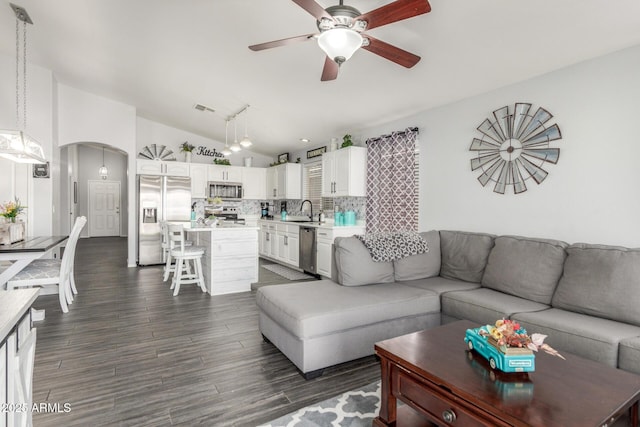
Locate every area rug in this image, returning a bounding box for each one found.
[261,263,315,281]
[259,381,381,427]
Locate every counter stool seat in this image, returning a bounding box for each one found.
[167,223,207,296]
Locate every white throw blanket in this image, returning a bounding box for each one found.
[355,231,429,262]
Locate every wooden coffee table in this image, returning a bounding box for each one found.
[374,320,640,427]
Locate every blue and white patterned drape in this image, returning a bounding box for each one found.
[365,127,419,233]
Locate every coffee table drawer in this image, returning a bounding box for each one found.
[396,369,497,427]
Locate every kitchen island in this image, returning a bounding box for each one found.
[182,222,259,296]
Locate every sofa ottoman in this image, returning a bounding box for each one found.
[256,279,441,377]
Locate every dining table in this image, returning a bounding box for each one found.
[0,235,69,289]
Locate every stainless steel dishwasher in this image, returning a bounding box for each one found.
[299,226,317,275]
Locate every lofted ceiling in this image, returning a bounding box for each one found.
[1,0,640,157]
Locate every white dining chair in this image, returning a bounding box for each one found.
[162,221,193,282]
[7,216,87,313]
[167,223,206,296]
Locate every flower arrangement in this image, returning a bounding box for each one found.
[480,319,565,359]
[180,141,195,152]
[0,198,26,223]
[213,158,231,165]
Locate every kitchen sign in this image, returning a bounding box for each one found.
[307,146,326,159]
[195,146,225,158]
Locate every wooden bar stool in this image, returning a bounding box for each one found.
[161,221,193,282]
[167,223,207,296]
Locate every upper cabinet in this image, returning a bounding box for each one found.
[208,165,243,183]
[137,159,190,177]
[242,167,267,200]
[322,146,367,197]
[266,163,302,200]
[189,164,208,198]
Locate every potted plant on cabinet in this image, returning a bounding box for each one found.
[180,141,195,162]
[341,134,353,148]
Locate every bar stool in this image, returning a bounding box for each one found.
[161,221,193,282]
[167,223,207,296]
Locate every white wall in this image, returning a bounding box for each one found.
[57,84,137,265]
[357,45,640,247]
[136,117,272,167]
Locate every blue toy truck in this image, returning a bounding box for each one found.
[464,326,536,373]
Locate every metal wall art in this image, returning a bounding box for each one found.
[469,103,562,195]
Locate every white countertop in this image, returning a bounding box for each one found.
[181,221,259,232]
[0,289,39,341]
[258,219,365,230]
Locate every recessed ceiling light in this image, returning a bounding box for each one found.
[300,138,310,143]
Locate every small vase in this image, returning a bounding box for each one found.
[10,217,15,223]
[184,152,192,163]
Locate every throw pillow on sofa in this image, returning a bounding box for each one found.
[334,236,395,286]
[394,230,441,281]
[551,243,640,326]
[481,236,567,304]
[440,231,495,283]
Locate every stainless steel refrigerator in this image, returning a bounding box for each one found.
[137,175,191,265]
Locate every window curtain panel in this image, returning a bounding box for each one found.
[365,127,419,233]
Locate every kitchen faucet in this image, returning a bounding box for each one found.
[301,199,313,221]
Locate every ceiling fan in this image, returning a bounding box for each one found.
[248,0,431,81]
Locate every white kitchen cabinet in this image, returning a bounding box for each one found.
[266,163,302,199]
[316,225,365,277]
[259,222,278,258]
[208,165,243,183]
[189,163,208,198]
[242,167,267,200]
[137,159,190,176]
[277,224,299,267]
[321,146,367,197]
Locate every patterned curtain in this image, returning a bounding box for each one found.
[365,127,419,233]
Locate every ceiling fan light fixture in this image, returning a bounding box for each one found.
[317,28,362,64]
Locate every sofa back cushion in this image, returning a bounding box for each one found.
[334,236,395,286]
[552,243,640,326]
[481,236,567,304]
[440,231,495,283]
[393,230,441,281]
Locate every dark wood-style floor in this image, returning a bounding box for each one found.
[31,237,380,426]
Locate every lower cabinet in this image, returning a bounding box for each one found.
[259,222,300,269]
[2,310,37,427]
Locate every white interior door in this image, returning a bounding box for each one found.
[88,180,121,237]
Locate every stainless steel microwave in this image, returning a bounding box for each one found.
[208,182,243,200]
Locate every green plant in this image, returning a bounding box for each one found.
[180,141,195,152]
[213,158,231,165]
[341,134,353,148]
[0,198,26,222]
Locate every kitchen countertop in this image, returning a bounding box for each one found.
[181,221,259,231]
[0,289,39,341]
[258,218,365,230]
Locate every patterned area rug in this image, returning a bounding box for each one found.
[261,263,315,281]
[259,381,381,427]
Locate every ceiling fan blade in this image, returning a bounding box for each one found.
[362,35,421,68]
[321,56,339,81]
[356,0,431,31]
[292,0,334,21]
[249,33,317,51]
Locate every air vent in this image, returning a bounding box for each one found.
[194,103,215,113]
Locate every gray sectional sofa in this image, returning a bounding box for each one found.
[256,230,640,378]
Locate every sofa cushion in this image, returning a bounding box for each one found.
[481,236,567,304]
[440,231,495,283]
[551,243,640,326]
[399,276,480,296]
[393,230,441,281]
[256,280,440,339]
[513,308,640,368]
[619,336,640,375]
[441,288,548,326]
[334,236,395,286]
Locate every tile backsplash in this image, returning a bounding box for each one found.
[192,197,366,221]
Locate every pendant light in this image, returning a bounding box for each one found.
[0,4,46,164]
[240,105,252,148]
[230,119,241,152]
[221,120,232,156]
[99,146,108,179]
